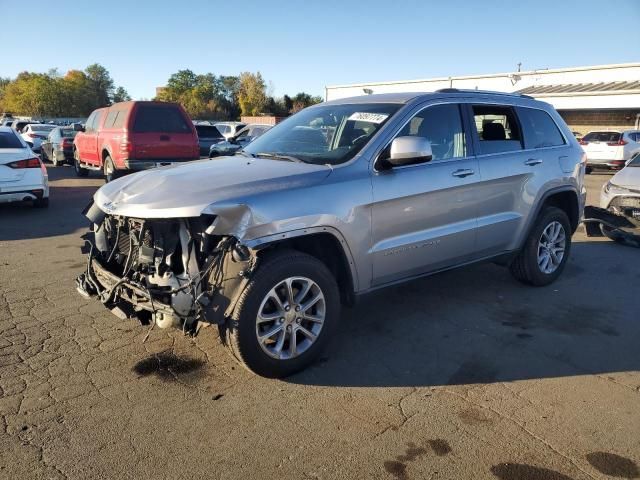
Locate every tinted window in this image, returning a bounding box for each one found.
[582,132,621,143]
[0,131,23,148]
[517,107,565,148]
[472,105,523,154]
[104,111,118,129]
[396,103,467,161]
[132,105,191,133]
[195,125,223,138]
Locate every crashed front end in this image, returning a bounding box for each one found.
[76,203,257,335]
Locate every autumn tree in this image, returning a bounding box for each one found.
[238,72,267,116]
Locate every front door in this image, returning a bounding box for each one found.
[370,103,479,286]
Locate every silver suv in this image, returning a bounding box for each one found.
[76,90,586,377]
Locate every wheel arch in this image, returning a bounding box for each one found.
[247,227,358,306]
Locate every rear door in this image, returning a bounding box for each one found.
[130,104,197,160]
[370,102,480,286]
[468,104,567,256]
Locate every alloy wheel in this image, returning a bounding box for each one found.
[255,277,326,360]
[537,221,566,274]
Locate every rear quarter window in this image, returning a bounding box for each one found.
[517,107,566,149]
[132,104,192,134]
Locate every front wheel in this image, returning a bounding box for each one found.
[227,250,340,378]
[510,207,572,286]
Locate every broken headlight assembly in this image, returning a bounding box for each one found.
[76,208,257,335]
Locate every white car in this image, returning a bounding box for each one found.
[213,121,246,140]
[600,153,640,234]
[0,127,49,207]
[581,130,640,173]
[20,123,56,153]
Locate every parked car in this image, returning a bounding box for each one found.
[580,130,640,173]
[194,124,225,156]
[11,120,34,134]
[599,152,640,239]
[1,120,13,128]
[76,90,585,378]
[73,101,200,182]
[40,127,78,166]
[0,127,49,207]
[20,124,56,153]
[209,124,272,157]
[214,121,246,140]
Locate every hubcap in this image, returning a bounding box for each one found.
[256,277,325,360]
[537,221,566,274]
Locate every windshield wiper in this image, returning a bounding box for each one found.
[254,152,304,163]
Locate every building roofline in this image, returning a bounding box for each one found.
[325,62,640,90]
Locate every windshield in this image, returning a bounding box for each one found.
[628,153,640,167]
[244,103,401,165]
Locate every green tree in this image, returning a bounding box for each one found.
[290,92,323,113]
[238,72,267,116]
[84,63,114,110]
[112,86,131,103]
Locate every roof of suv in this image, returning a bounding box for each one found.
[323,90,538,106]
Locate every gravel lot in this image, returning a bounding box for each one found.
[1,166,639,480]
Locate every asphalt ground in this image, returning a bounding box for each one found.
[1,165,638,479]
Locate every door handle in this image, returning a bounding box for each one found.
[452,168,475,178]
[524,158,543,166]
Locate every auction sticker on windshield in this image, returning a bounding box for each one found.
[348,112,389,123]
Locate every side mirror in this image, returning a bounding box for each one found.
[387,136,433,167]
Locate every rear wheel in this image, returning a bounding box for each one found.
[40,148,48,163]
[585,166,593,174]
[227,250,340,378]
[510,207,571,286]
[103,156,120,183]
[74,149,89,177]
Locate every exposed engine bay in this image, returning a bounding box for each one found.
[76,203,257,335]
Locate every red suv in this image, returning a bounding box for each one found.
[73,101,199,182]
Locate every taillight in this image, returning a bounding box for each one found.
[61,138,72,147]
[27,133,37,139]
[607,139,627,146]
[579,140,588,145]
[119,134,133,157]
[8,157,41,169]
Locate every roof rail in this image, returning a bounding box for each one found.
[435,88,533,99]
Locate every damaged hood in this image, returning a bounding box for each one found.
[610,165,640,189]
[93,156,332,219]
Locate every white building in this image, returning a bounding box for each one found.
[325,63,640,134]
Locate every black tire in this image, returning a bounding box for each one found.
[509,207,572,286]
[34,197,49,208]
[74,149,89,177]
[226,249,340,378]
[40,148,48,163]
[585,166,592,174]
[103,156,119,183]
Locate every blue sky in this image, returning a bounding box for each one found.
[1,0,638,100]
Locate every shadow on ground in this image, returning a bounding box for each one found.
[0,165,100,241]
[288,240,640,388]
